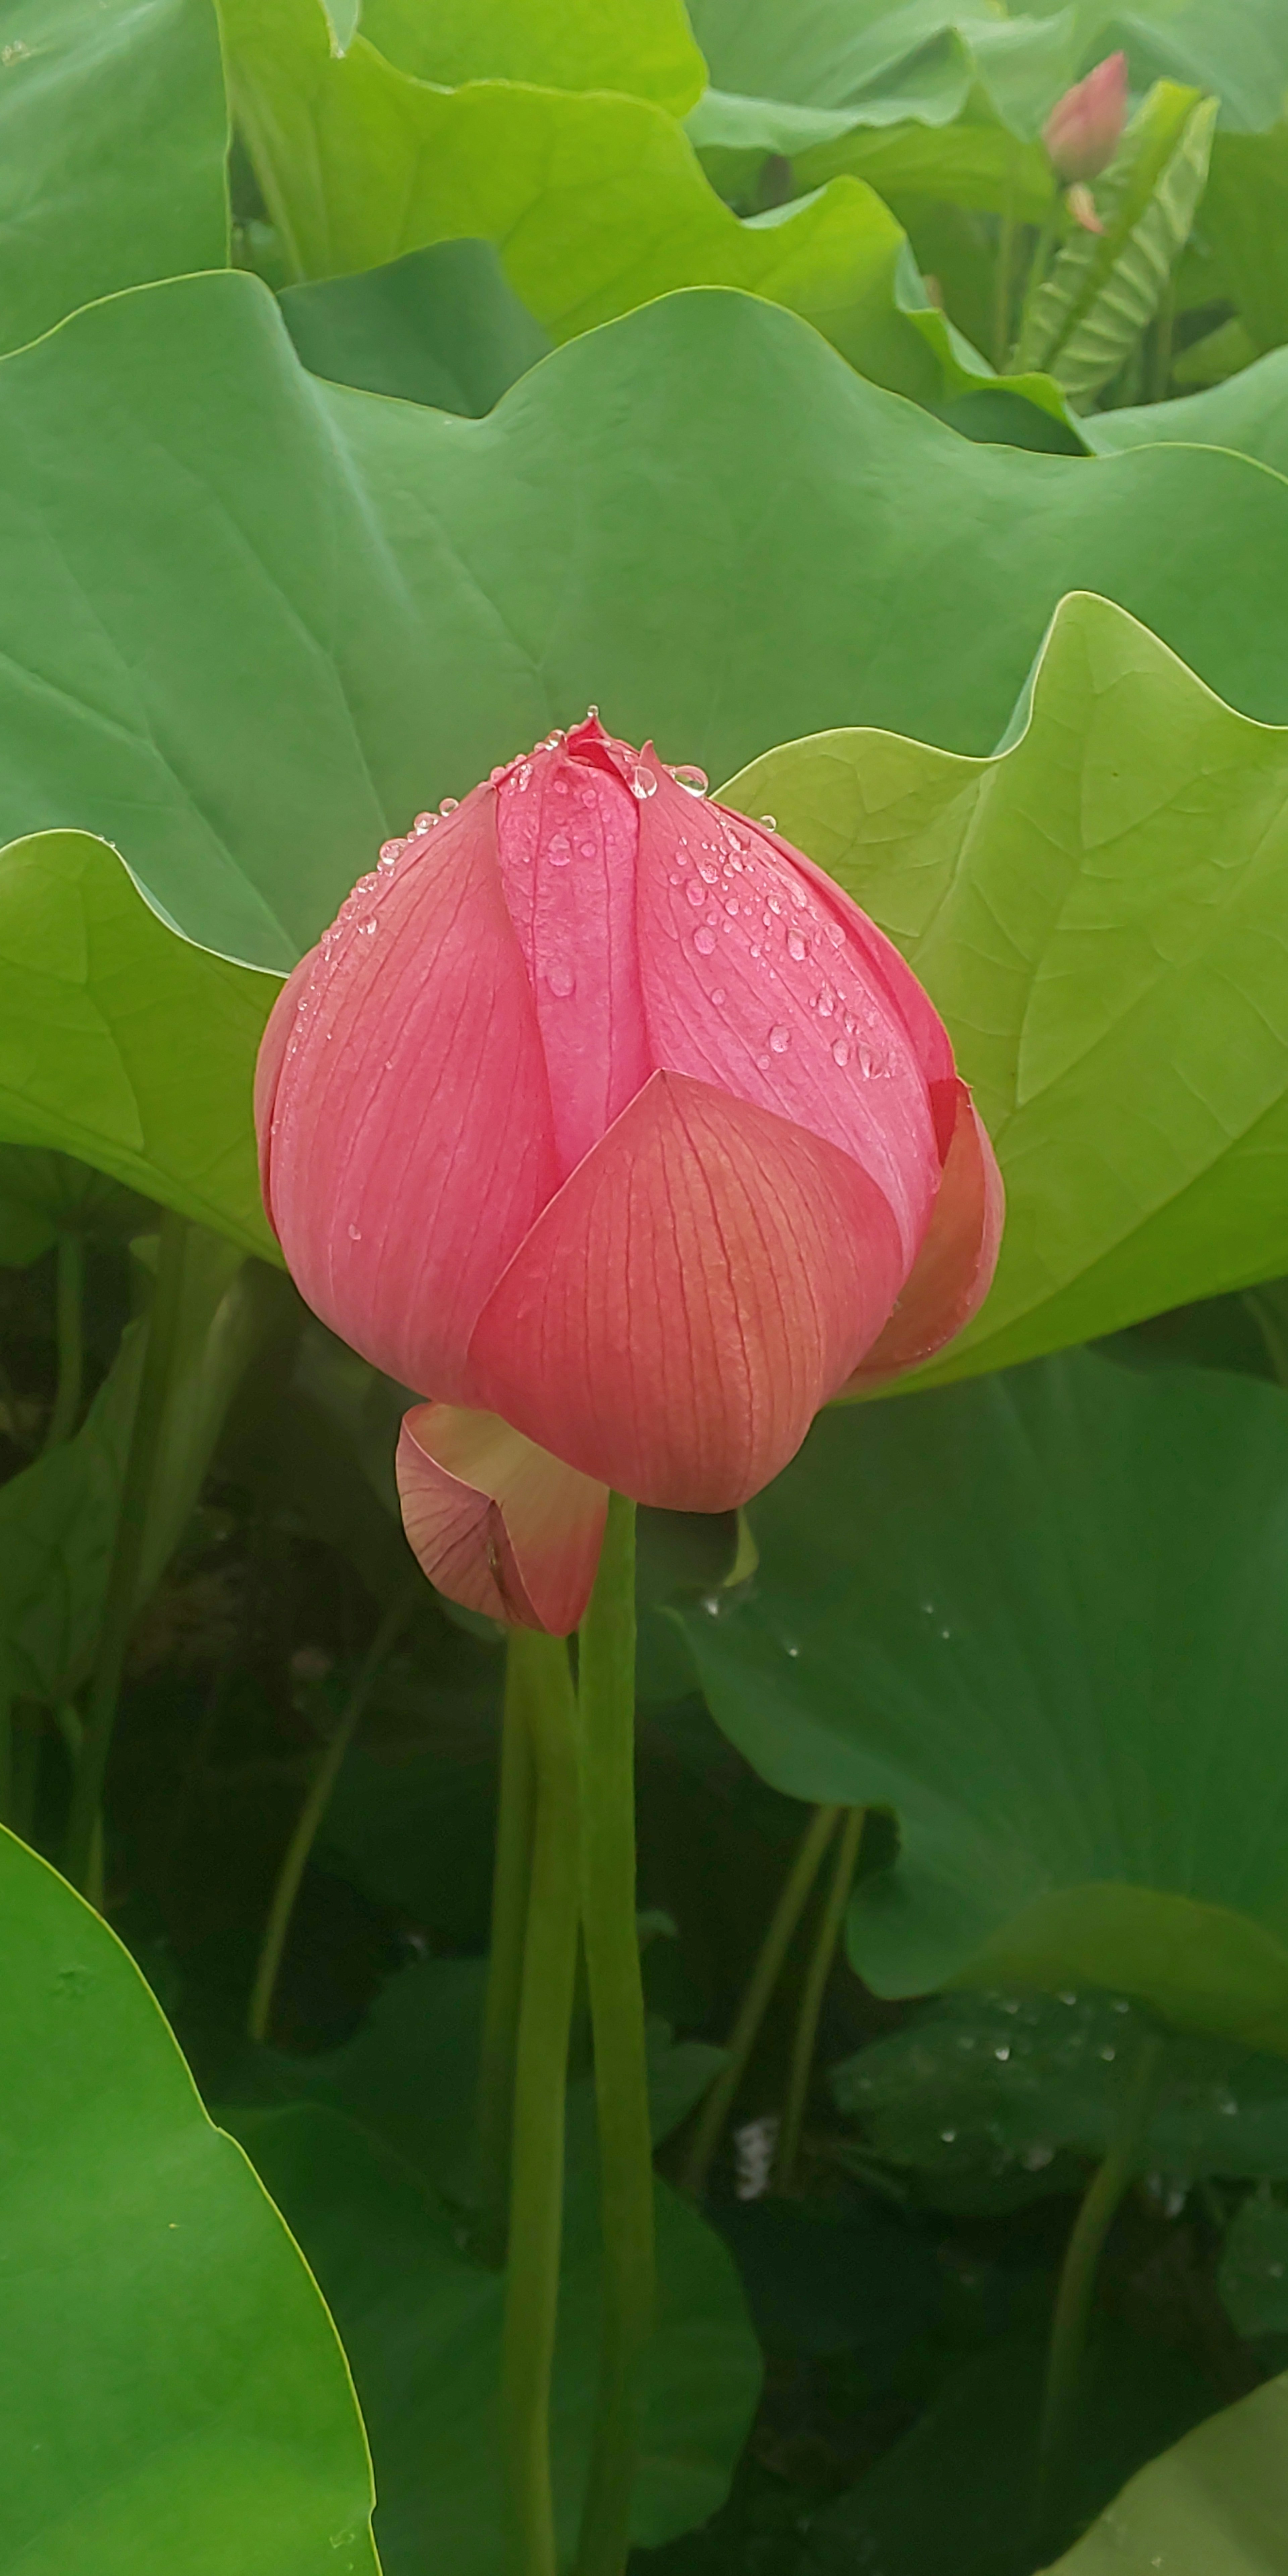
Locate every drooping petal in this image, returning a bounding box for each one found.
[844,1082,1004,1390]
[495,721,650,1180]
[257,791,560,1402]
[632,755,941,1265]
[468,1070,906,1511]
[396,1402,607,1634]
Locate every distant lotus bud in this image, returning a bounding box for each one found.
[1042,51,1127,183]
[256,717,1002,1629]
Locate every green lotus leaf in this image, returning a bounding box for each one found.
[1046,2374,1288,2573]
[723,591,1288,1377]
[0,833,277,1258]
[9,277,1288,981]
[1072,0,1288,135]
[359,0,705,115]
[220,0,1068,419]
[279,240,551,412]
[1082,340,1288,467]
[1200,121,1288,356]
[0,1829,377,2573]
[679,1349,1288,2049]
[0,0,228,359]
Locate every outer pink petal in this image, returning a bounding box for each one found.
[253,960,303,1220]
[468,1069,906,1511]
[494,723,650,1181]
[844,1083,1004,1390]
[632,755,940,1266]
[396,1403,607,1634]
[255,790,560,1402]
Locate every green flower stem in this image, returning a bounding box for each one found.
[1035,2029,1165,2538]
[42,1230,85,1451]
[573,1492,652,2576]
[775,1806,864,2192]
[992,191,1018,370]
[681,1802,841,2199]
[501,1631,582,2576]
[476,1632,540,2260]
[247,1583,416,2045]
[64,1209,190,1896]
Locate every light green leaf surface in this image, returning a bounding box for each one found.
[679,1351,1288,2048]
[723,592,1288,1378]
[10,276,1288,978]
[1083,339,1288,464]
[0,832,277,1255]
[360,0,705,114]
[1015,82,1217,401]
[1045,2374,1288,2573]
[229,2093,759,2571]
[1200,122,1288,355]
[279,239,551,412]
[0,0,228,359]
[221,0,1064,416]
[0,1830,377,2574]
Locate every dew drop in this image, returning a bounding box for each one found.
[710,986,726,1005]
[693,926,716,956]
[756,1052,770,1069]
[787,930,807,962]
[547,962,575,998]
[379,838,405,862]
[832,1037,850,1066]
[439,796,459,814]
[940,2128,958,2145]
[629,765,657,800]
[671,763,708,795]
[994,2044,1011,2062]
[724,898,740,916]
[489,764,507,783]
[552,775,569,794]
[817,990,835,1019]
[413,813,436,835]
[758,814,776,830]
[579,787,597,809]
[548,834,571,866]
[749,944,762,960]
[824,918,845,948]
[686,879,707,909]
[347,1224,362,1242]
[577,838,596,858]
[769,1024,791,1053]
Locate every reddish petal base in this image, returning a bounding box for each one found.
[396,1403,607,1635]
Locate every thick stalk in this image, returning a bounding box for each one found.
[43,1231,85,1451]
[1034,2031,1165,2537]
[573,1493,652,2576]
[501,1633,581,2576]
[64,1210,190,1894]
[247,1585,415,2044]
[476,1632,540,2259]
[775,1807,864,2192]
[681,1802,841,2199]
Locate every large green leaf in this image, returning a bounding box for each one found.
[723,591,1288,1377]
[227,2090,759,2569]
[1015,82,1217,402]
[1082,341,1288,469]
[679,1350,1288,2049]
[359,0,705,113]
[9,277,1288,976]
[221,0,1066,417]
[0,0,228,359]
[0,832,277,1256]
[279,240,551,412]
[1045,2374,1288,2573]
[1218,2192,1288,2339]
[1069,0,1288,134]
[1200,122,1288,355]
[0,1829,377,2572]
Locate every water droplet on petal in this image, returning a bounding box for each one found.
[347,1224,362,1242]
[787,930,807,962]
[547,962,575,998]
[756,1052,770,1069]
[832,1037,850,1067]
[439,796,459,814]
[379,838,405,862]
[724,899,740,917]
[413,813,436,834]
[686,879,707,909]
[710,987,726,1005]
[693,926,716,955]
[769,1025,791,1053]
[548,834,571,865]
[759,813,776,830]
[670,763,708,795]
[629,764,657,799]
[824,919,845,947]
[577,838,596,857]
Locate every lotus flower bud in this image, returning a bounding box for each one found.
[1042,51,1127,183]
[256,717,1002,1630]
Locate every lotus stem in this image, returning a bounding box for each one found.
[501,1631,582,2576]
[573,1491,653,2576]
[65,1209,190,1895]
[476,1631,540,2260]
[775,1806,864,2192]
[681,1801,841,2199]
[1034,2028,1165,2540]
[42,1230,85,1451]
[247,1582,415,2044]
[993,191,1018,370]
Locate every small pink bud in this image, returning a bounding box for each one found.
[256,717,1003,1629]
[1042,51,1127,183]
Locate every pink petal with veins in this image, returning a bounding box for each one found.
[845,1082,1004,1389]
[396,1402,607,1633]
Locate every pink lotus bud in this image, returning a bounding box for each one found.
[1042,51,1127,182]
[256,718,1002,1629]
